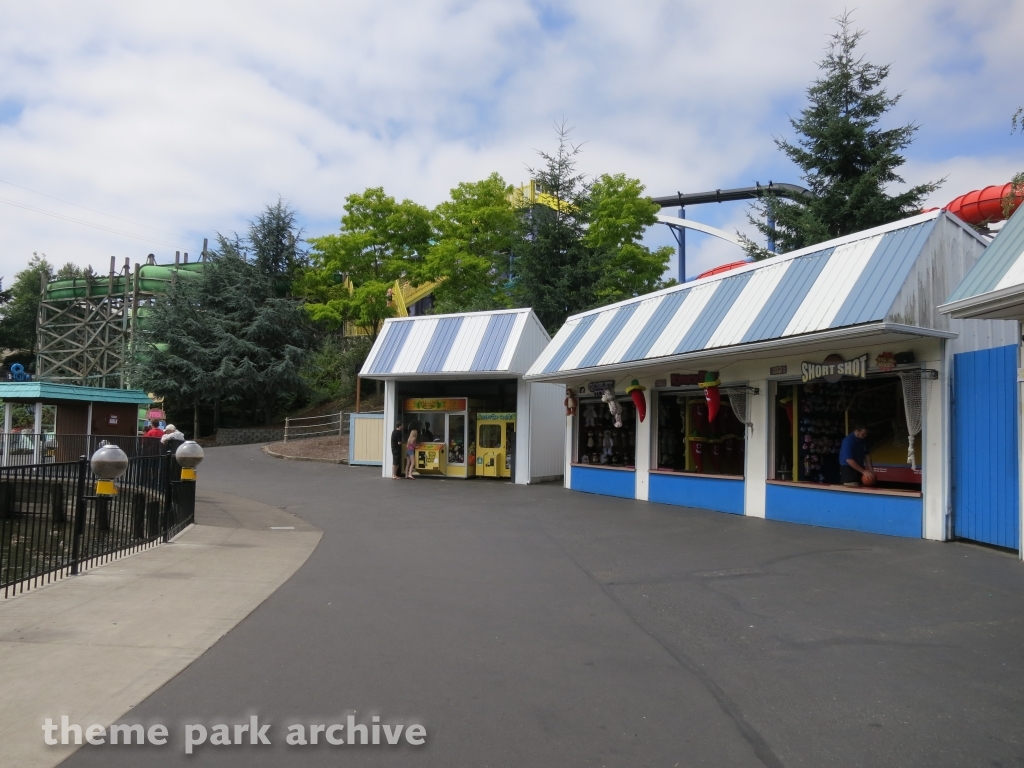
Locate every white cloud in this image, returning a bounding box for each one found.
[0,0,1021,282]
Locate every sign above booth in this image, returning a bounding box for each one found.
[800,354,868,384]
[478,412,516,421]
[404,398,467,412]
[578,380,616,395]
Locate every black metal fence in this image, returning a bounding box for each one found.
[0,451,197,598]
[0,433,166,466]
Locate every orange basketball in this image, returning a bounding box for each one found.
[861,473,876,487]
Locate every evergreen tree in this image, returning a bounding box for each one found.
[132,236,313,430]
[743,13,941,257]
[511,125,596,332]
[248,199,308,289]
[512,125,672,331]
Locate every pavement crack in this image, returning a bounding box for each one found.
[537,527,785,768]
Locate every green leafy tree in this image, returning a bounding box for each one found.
[425,173,519,313]
[742,13,942,257]
[0,254,83,367]
[587,173,674,304]
[299,188,431,337]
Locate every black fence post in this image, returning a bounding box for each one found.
[50,483,66,525]
[162,452,174,543]
[131,492,146,539]
[70,456,87,575]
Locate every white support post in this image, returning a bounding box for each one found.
[33,401,43,463]
[635,389,652,501]
[515,379,531,485]
[284,417,290,443]
[564,411,573,489]
[2,402,10,467]
[86,403,93,437]
[744,380,768,518]
[923,353,948,541]
[382,380,396,478]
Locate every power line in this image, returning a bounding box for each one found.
[0,196,182,248]
[0,177,185,239]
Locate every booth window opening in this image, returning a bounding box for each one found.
[576,397,637,468]
[772,374,921,491]
[654,389,745,477]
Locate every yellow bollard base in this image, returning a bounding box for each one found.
[95,479,118,496]
[180,468,197,481]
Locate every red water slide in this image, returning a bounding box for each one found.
[943,183,1023,225]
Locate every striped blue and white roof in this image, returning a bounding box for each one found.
[941,205,1024,319]
[528,211,973,381]
[360,308,549,378]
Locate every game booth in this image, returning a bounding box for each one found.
[358,308,565,484]
[526,211,1019,541]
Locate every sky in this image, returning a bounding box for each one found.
[1,0,1022,285]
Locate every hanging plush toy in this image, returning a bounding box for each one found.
[625,379,647,422]
[583,403,597,427]
[601,390,623,428]
[564,388,577,417]
[602,430,614,462]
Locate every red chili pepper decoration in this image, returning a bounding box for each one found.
[625,379,647,422]
[701,372,721,423]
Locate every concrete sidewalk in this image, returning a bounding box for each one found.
[0,490,321,768]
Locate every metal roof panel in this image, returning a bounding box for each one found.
[948,206,1024,301]
[831,220,935,327]
[676,273,752,353]
[576,303,639,369]
[417,316,463,373]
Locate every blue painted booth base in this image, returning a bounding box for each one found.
[570,465,636,499]
[766,482,922,538]
[649,472,745,515]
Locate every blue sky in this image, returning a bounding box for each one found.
[0,1,1021,282]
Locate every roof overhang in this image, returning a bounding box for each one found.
[360,370,523,382]
[525,322,954,383]
[939,283,1024,321]
[0,382,152,404]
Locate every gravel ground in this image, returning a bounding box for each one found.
[264,434,349,462]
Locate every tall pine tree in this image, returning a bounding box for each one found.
[743,13,941,257]
[512,124,671,332]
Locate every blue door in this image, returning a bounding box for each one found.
[953,344,1019,549]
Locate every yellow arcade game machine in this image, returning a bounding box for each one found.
[475,412,516,479]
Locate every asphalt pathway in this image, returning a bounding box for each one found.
[61,445,1024,767]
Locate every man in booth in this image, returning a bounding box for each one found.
[840,423,876,486]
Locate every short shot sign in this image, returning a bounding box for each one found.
[801,353,868,384]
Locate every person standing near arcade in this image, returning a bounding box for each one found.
[390,422,404,478]
[405,429,418,479]
[840,423,875,486]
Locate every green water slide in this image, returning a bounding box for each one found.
[44,262,205,300]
